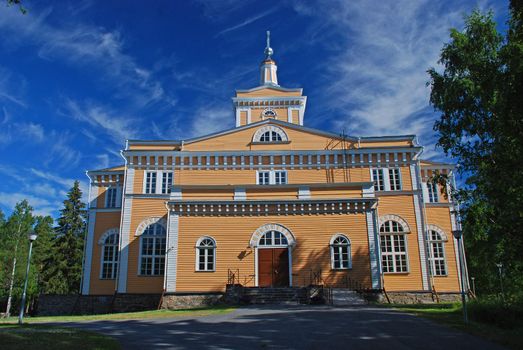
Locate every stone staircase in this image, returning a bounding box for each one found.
[240,287,308,305]
[330,288,367,306]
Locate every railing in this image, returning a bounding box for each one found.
[227,269,240,285]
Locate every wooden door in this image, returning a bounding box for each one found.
[258,248,289,287]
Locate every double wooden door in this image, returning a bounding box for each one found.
[258,248,289,287]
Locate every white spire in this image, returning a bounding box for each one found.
[260,30,278,86]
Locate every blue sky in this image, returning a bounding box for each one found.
[0,0,508,217]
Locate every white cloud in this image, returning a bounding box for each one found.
[215,7,279,37]
[0,7,166,107]
[63,99,139,145]
[189,104,233,137]
[292,0,495,159]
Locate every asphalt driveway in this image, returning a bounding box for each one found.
[56,305,505,350]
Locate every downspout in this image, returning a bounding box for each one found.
[114,147,129,294]
[79,171,93,294]
[415,147,433,292]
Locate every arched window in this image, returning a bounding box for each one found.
[196,237,216,271]
[380,220,408,273]
[330,235,351,269]
[258,230,288,246]
[139,223,166,276]
[100,230,119,279]
[428,229,447,276]
[260,130,283,142]
[252,126,288,143]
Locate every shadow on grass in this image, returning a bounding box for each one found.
[0,325,120,350]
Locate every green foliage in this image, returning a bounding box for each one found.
[44,181,87,294]
[428,3,523,297]
[0,182,88,314]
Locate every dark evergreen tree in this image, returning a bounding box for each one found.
[47,181,87,294]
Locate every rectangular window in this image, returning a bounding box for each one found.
[161,172,173,194]
[274,171,287,185]
[380,234,408,273]
[258,171,270,185]
[428,182,439,203]
[106,187,118,208]
[389,168,402,191]
[145,171,157,194]
[372,169,385,191]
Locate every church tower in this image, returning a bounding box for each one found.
[233,31,307,127]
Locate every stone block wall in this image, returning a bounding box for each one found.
[161,293,224,310]
[361,290,462,304]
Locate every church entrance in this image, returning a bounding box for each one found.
[258,248,289,287]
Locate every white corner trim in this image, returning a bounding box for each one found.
[234,188,247,200]
[366,211,381,289]
[81,211,96,295]
[298,186,311,199]
[165,212,179,292]
[117,168,134,293]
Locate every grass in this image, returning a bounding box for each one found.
[0,305,236,324]
[389,302,523,350]
[0,325,120,350]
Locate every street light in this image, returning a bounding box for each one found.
[452,229,468,323]
[18,231,37,325]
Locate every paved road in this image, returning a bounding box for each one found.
[56,306,505,350]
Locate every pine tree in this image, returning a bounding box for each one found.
[47,181,87,294]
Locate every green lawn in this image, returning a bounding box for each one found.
[0,305,236,324]
[0,325,120,350]
[390,303,523,350]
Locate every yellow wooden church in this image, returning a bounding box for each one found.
[81,33,466,302]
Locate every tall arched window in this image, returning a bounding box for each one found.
[196,237,216,271]
[330,234,351,269]
[380,220,408,273]
[428,229,447,276]
[139,223,166,276]
[100,230,119,279]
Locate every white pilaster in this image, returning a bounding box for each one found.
[165,211,180,292]
[117,168,134,293]
[366,210,381,289]
[410,165,430,290]
[81,211,96,295]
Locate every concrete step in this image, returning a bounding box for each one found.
[331,289,367,306]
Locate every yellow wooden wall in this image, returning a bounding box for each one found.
[89,212,120,295]
[425,206,460,292]
[174,214,371,293]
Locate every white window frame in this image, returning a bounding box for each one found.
[105,186,119,208]
[138,223,166,276]
[257,171,270,185]
[99,232,119,279]
[380,220,409,273]
[258,230,289,247]
[256,170,288,185]
[195,236,216,272]
[427,182,439,203]
[330,234,352,270]
[388,168,402,191]
[371,168,385,191]
[143,171,174,194]
[427,230,447,276]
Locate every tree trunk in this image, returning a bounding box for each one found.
[5,245,18,317]
[5,223,22,318]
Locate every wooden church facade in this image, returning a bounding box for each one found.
[81,35,465,298]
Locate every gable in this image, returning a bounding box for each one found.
[183,121,356,151]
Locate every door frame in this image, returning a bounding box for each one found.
[255,246,293,287]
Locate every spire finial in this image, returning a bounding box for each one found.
[264,30,273,59]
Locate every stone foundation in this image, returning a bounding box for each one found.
[161,293,224,310]
[361,290,462,304]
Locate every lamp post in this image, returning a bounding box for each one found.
[452,229,468,323]
[18,231,37,325]
[495,262,505,303]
